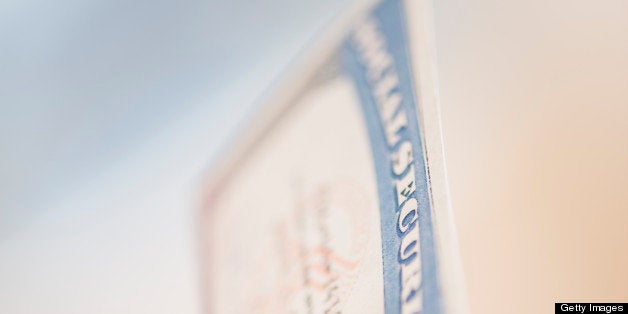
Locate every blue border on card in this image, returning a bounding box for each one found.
[342,1,442,313]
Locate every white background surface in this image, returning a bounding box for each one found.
[1,0,626,313]
[435,1,628,313]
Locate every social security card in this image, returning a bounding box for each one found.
[201,0,467,313]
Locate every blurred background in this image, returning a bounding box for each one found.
[0,0,626,313]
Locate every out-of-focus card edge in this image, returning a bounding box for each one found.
[199,0,377,204]
[196,1,378,313]
[403,0,469,313]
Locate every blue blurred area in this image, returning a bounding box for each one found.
[0,0,352,234]
[0,1,353,312]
